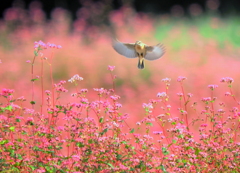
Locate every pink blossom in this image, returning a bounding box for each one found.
[200,124,208,127]
[177,92,183,97]
[201,97,211,102]
[72,155,81,161]
[110,95,120,100]
[80,89,88,93]
[57,45,62,49]
[220,77,234,83]
[218,109,225,113]
[68,74,83,83]
[157,114,165,118]
[108,65,115,71]
[136,122,141,125]
[208,84,218,90]
[157,92,167,98]
[142,103,153,109]
[0,115,7,121]
[177,76,187,82]
[57,126,65,131]
[153,131,163,135]
[225,92,231,96]
[161,77,171,83]
[1,88,14,96]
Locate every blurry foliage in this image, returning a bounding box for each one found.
[155,16,240,50]
[196,16,240,47]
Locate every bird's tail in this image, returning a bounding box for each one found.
[138,58,144,69]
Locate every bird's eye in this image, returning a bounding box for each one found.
[141,53,143,56]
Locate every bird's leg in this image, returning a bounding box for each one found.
[138,58,144,69]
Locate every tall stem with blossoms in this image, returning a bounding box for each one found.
[31,41,62,112]
[220,77,239,142]
[177,76,189,130]
[108,65,116,93]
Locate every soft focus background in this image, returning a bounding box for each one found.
[0,0,240,128]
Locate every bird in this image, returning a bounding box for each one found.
[112,39,165,69]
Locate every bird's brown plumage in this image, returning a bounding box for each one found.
[112,39,165,69]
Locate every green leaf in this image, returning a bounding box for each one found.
[130,128,135,133]
[99,117,104,123]
[0,139,8,145]
[116,153,122,160]
[159,164,168,172]
[195,148,200,155]
[88,139,94,144]
[30,101,36,105]
[9,126,15,132]
[76,142,84,148]
[178,134,184,139]
[100,128,108,136]
[107,163,114,168]
[34,50,38,56]
[5,105,13,111]
[33,146,40,151]
[31,78,39,82]
[162,147,170,155]
[146,122,153,126]
[17,154,23,160]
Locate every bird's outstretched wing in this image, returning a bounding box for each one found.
[112,39,137,58]
[145,44,165,61]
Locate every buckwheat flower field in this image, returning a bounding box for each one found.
[0,5,240,172]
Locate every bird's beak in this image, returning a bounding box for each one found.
[138,58,144,69]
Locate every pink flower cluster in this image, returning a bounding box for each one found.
[34,40,62,49]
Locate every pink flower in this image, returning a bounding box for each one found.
[153,131,163,135]
[177,76,187,82]
[136,122,141,125]
[110,95,120,101]
[166,105,171,108]
[218,109,225,113]
[157,92,167,98]
[161,77,171,83]
[225,92,231,96]
[68,74,83,83]
[157,114,165,118]
[200,124,208,127]
[1,88,14,96]
[26,60,31,63]
[0,115,7,121]
[201,97,211,102]
[57,126,64,131]
[177,92,183,97]
[208,84,218,90]
[72,155,81,161]
[80,89,88,93]
[108,65,115,71]
[45,90,51,95]
[220,77,234,84]
[142,103,153,109]
[93,88,107,95]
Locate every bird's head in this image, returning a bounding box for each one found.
[135,41,145,49]
[135,41,142,45]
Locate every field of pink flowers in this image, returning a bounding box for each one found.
[0,5,240,172]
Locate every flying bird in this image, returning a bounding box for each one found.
[112,39,165,69]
